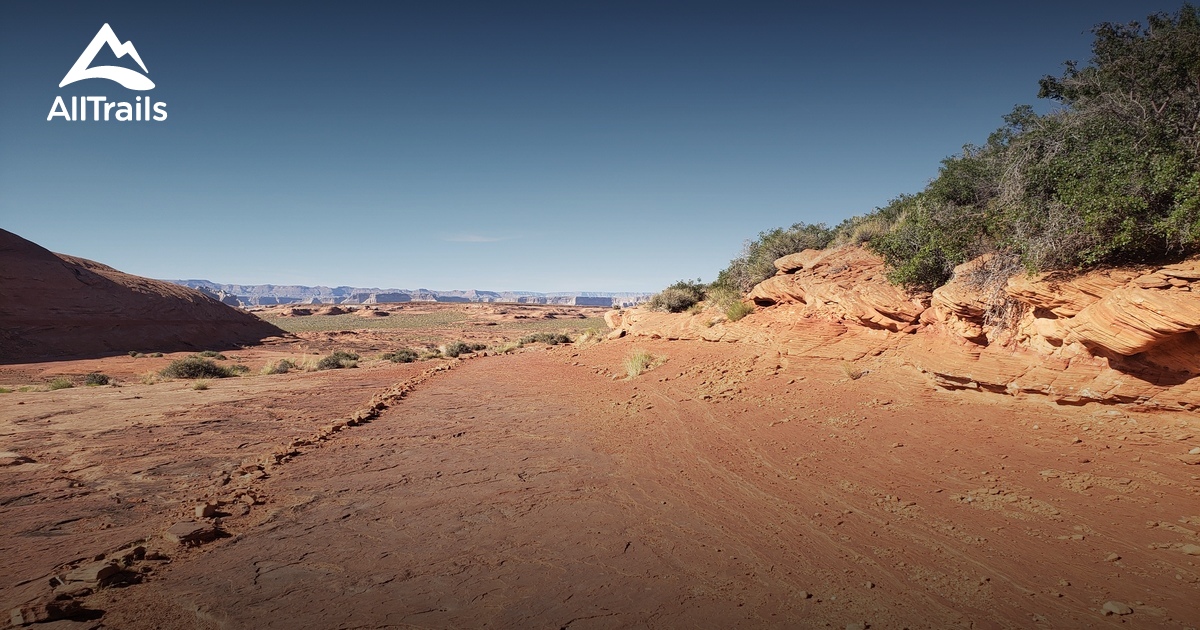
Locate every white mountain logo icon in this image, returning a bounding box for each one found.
[59,23,154,90]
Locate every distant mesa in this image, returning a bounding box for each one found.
[0,229,284,364]
[175,281,652,309]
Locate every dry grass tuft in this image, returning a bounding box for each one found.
[840,362,865,381]
[624,350,663,379]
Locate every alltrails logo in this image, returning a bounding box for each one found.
[47,24,167,122]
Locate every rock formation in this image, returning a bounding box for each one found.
[617,245,1200,410]
[0,229,284,363]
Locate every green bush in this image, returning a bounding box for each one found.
[647,279,708,313]
[161,357,234,379]
[48,377,74,390]
[84,372,110,386]
[442,341,487,358]
[517,333,572,346]
[383,348,419,363]
[316,351,359,370]
[197,351,227,360]
[869,6,1200,288]
[703,6,1200,294]
[263,359,296,374]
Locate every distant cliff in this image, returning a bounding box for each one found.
[174,280,651,309]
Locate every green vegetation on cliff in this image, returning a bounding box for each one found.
[689,5,1200,299]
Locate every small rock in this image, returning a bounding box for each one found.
[1104,552,1121,562]
[798,591,811,599]
[865,581,875,589]
[51,583,93,599]
[1189,446,1200,455]
[1032,424,1039,430]
[65,561,119,586]
[1180,454,1200,466]
[1102,601,1132,616]
[195,504,218,518]
[0,452,33,466]
[1071,437,1082,444]
[9,598,82,626]
[164,521,219,545]
[1181,543,1200,556]
[846,623,867,630]
[116,545,146,564]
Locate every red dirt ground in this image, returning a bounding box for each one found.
[3,335,1200,629]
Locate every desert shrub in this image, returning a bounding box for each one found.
[316,351,359,370]
[624,350,662,379]
[48,377,74,390]
[227,364,250,375]
[713,224,835,295]
[193,380,210,391]
[84,372,110,386]
[725,302,754,322]
[442,341,487,358]
[262,359,297,374]
[127,350,139,357]
[647,279,708,313]
[694,7,1200,294]
[383,348,419,363]
[576,327,608,344]
[161,357,233,379]
[958,251,1029,333]
[150,352,164,358]
[492,341,521,354]
[518,333,572,346]
[0,387,12,394]
[197,351,227,360]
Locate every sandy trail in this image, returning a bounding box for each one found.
[70,339,1200,629]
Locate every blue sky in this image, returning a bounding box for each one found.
[0,1,1184,291]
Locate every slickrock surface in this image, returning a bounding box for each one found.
[0,229,283,363]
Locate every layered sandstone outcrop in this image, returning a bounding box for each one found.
[747,247,926,332]
[618,246,1200,410]
[0,229,285,363]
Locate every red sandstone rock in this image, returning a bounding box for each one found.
[0,229,284,363]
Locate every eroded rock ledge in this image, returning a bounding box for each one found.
[617,246,1200,410]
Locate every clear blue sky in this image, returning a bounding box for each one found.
[0,1,1184,292]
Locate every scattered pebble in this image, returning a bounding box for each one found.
[1104,552,1120,562]
[1102,601,1133,616]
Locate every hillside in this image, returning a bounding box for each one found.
[0,229,284,363]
